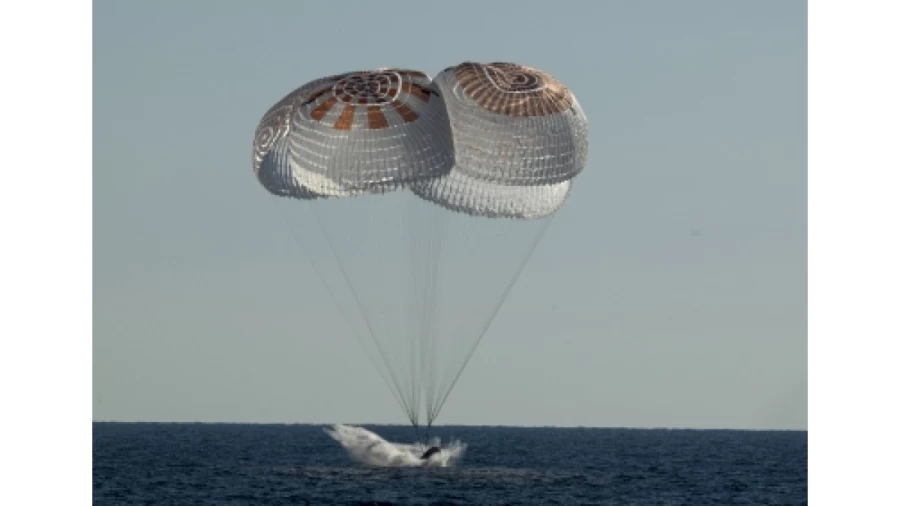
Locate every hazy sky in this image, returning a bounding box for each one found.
[93,0,807,430]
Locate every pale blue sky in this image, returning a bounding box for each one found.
[93,0,806,429]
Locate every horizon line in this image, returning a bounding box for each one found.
[91,420,807,432]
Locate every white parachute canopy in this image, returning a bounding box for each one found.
[253,63,588,431]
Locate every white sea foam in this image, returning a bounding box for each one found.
[324,424,466,467]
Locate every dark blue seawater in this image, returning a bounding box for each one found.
[93,423,806,505]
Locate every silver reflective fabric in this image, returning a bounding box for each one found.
[257,137,323,200]
[431,62,589,187]
[253,76,336,198]
[288,69,454,195]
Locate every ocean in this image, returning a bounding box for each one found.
[93,422,807,505]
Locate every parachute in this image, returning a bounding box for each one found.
[253,62,588,437]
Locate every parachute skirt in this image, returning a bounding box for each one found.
[410,169,573,220]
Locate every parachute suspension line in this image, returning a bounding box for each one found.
[395,202,429,430]
[424,206,448,428]
[418,207,465,428]
[405,198,420,429]
[269,198,407,413]
[407,196,448,429]
[407,214,432,440]
[406,196,443,428]
[377,203,422,430]
[306,200,419,427]
[429,213,557,425]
